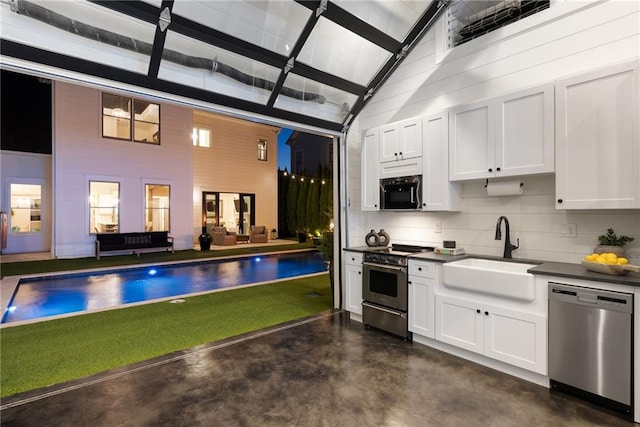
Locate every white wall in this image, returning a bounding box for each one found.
[346,0,640,264]
[192,111,279,240]
[53,82,194,258]
[0,151,52,254]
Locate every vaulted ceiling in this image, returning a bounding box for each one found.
[0,0,450,132]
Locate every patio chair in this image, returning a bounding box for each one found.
[250,225,268,243]
[212,227,237,245]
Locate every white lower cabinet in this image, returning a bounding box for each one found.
[344,252,363,315]
[435,295,547,375]
[408,276,435,339]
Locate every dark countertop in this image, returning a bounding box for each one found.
[344,246,640,287]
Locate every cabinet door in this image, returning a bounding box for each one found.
[556,60,640,209]
[361,128,380,211]
[345,264,363,315]
[380,118,423,163]
[483,305,547,375]
[435,295,483,354]
[380,124,400,163]
[408,276,435,338]
[398,117,423,160]
[423,112,461,211]
[496,83,554,177]
[449,101,495,181]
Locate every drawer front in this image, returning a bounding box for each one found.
[344,252,363,266]
[409,260,435,279]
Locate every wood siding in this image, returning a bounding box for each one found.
[192,111,278,238]
[346,1,640,264]
[53,82,193,257]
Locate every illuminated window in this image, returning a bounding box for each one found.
[257,139,267,161]
[89,181,120,234]
[102,93,160,144]
[10,184,41,233]
[145,184,170,232]
[192,127,211,147]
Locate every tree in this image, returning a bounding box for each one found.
[296,176,308,232]
[306,177,320,233]
[286,175,298,235]
[319,178,332,230]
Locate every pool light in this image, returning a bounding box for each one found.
[148,269,158,276]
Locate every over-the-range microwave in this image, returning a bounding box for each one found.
[379,175,422,210]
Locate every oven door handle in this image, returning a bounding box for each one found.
[362,262,406,272]
[362,301,405,317]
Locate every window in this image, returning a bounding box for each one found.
[145,184,170,231]
[447,0,550,48]
[89,181,120,233]
[257,139,267,161]
[192,127,211,147]
[10,184,41,233]
[102,93,160,144]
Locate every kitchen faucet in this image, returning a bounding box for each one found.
[495,216,519,259]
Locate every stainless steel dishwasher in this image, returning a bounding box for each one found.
[548,282,633,418]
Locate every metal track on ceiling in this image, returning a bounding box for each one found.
[1,0,450,132]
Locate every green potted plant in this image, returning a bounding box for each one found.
[595,228,635,257]
[318,231,334,299]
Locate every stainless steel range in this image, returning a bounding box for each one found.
[362,244,434,340]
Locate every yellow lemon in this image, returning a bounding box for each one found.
[584,254,595,261]
[617,258,629,265]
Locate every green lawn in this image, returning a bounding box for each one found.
[0,241,330,397]
[1,274,331,397]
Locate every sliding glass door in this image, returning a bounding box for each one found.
[202,192,254,235]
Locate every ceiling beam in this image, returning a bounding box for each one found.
[0,39,343,132]
[294,0,402,53]
[147,0,174,79]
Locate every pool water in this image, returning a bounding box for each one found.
[2,251,327,324]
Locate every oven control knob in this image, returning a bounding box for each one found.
[398,258,407,266]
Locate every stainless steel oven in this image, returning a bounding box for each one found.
[362,249,410,340]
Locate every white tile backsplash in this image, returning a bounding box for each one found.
[347,175,640,264]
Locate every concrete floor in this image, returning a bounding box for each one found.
[0,311,632,426]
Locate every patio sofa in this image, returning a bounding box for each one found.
[95,231,174,260]
[212,227,237,245]
[250,225,268,243]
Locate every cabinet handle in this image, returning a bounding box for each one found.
[557,199,563,204]
[422,203,426,207]
[476,309,481,314]
[488,168,493,172]
[394,152,398,156]
[484,311,489,316]
[408,281,412,284]
[418,267,422,271]
[399,152,403,156]
[374,204,377,207]
[496,167,501,171]
[358,272,361,275]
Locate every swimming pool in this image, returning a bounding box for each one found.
[2,251,327,324]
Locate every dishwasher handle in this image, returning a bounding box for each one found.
[549,282,633,314]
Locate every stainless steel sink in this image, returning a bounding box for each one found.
[443,258,538,301]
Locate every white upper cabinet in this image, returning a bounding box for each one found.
[555,60,640,209]
[380,117,423,163]
[422,112,461,211]
[449,83,554,181]
[448,100,495,181]
[361,128,380,211]
[496,83,554,176]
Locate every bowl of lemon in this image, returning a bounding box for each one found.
[582,252,640,276]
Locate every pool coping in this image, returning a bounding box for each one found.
[1,248,326,328]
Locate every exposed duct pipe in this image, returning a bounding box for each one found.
[7,0,327,104]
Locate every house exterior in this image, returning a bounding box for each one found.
[286,131,333,176]
[1,82,279,257]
